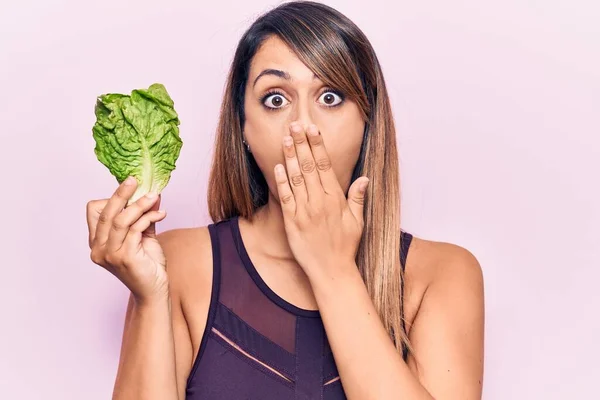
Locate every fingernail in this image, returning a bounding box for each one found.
[307,125,319,136]
[359,179,369,193]
[283,136,293,147]
[275,164,286,177]
[124,176,136,186]
[145,192,157,199]
[290,123,302,133]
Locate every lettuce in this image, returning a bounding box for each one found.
[92,83,183,205]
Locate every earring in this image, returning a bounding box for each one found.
[242,137,251,153]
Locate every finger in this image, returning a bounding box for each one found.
[305,124,344,197]
[149,194,161,212]
[87,199,108,248]
[274,163,296,217]
[95,176,138,245]
[106,192,160,252]
[143,195,162,237]
[124,210,167,250]
[290,122,322,202]
[347,177,369,223]
[282,133,308,205]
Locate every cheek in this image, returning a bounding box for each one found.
[323,122,364,190]
[243,116,286,188]
[328,140,362,191]
[245,128,282,178]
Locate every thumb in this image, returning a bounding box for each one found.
[347,177,369,222]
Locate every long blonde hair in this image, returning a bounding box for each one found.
[207,1,410,357]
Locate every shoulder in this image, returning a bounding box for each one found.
[156,226,214,302]
[403,235,484,331]
[406,235,483,293]
[157,225,212,257]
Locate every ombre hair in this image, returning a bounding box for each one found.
[207,1,411,357]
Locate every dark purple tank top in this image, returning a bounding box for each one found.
[185,216,413,399]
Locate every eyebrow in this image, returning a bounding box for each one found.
[252,69,318,88]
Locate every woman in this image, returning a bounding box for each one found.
[86,2,484,399]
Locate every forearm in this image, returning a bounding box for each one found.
[309,266,434,400]
[112,293,179,400]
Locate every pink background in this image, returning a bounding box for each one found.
[1,0,598,398]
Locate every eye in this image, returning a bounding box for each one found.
[262,92,289,109]
[317,90,343,107]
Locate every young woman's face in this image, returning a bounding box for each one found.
[243,35,365,200]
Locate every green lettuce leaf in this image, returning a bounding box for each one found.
[92,83,183,205]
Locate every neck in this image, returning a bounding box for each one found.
[250,193,296,261]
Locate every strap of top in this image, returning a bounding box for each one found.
[400,230,413,360]
[400,230,413,271]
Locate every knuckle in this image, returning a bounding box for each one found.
[290,173,305,187]
[354,196,365,205]
[134,198,145,208]
[316,158,332,172]
[149,210,162,220]
[98,212,110,224]
[311,135,323,145]
[104,252,120,266]
[86,200,96,213]
[307,206,322,218]
[300,159,316,173]
[112,216,128,231]
[90,249,104,265]
[280,193,294,204]
[130,203,146,216]
[86,199,105,212]
[114,188,128,201]
[293,135,306,145]
[128,222,142,235]
[137,195,154,206]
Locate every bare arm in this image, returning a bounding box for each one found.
[309,244,484,400]
[87,181,211,399]
[407,245,485,399]
[112,231,196,400]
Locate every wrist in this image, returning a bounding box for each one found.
[133,287,171,310]
[307,260,361,293]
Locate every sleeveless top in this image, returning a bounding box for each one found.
[185,216,413,399]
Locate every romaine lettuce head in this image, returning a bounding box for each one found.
[92,83,182,205]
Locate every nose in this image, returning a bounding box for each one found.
[288,97,314,131]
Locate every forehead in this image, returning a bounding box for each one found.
[249,35,315,82]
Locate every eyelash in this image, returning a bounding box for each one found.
[260,87,345,111]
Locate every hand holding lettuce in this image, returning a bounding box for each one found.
[86,83,182,303]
